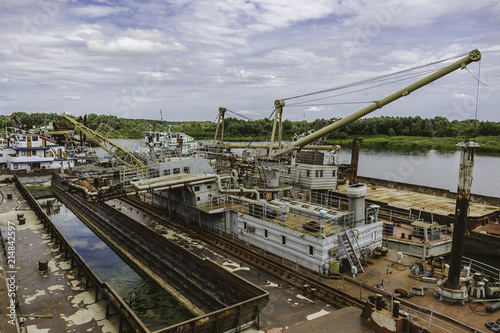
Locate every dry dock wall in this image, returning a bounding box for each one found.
[50,174,268,331]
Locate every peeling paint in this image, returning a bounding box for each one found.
[70,291,95,307]
[87,302,107,321]
[61,307,94,326]
[307,309,330,321]
[24,289,46,305]
[296,294,314,303]
[222,261,250,272]
[48,284,65,292]
[266,281,279,287]
[25,325,50,333]
[70,279,84,291]
[58,260,72,270]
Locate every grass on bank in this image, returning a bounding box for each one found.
[325,135,500,152]
[217,135,500,153]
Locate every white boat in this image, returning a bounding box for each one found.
[5,133,76,172]
[136,126,199,162]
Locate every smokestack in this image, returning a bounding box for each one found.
[445,141,478,290]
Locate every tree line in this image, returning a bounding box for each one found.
[2,112,499,140]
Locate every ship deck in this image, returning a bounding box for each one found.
[199,197,346,238]
[336,182,499,219]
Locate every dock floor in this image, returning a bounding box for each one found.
[0,182,120,333]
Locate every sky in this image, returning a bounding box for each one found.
[1,0,499,124]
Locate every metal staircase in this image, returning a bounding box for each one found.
[339,230,364,274]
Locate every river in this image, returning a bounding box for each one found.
[37,196,194,331]
[337,148,500,198]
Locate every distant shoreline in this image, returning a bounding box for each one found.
[216,135,500,154]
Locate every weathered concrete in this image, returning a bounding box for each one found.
[0,182,119,332]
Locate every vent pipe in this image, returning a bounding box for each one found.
[347,183,367,227]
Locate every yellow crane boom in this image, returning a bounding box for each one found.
[269,49,482,158]
[61,114,147,171]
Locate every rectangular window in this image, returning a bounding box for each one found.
[197,196,200,201]
[264,229,268,238]
[164,169,171,176]
[281,235,286,246]
[308,245,314,256]
[207,185,212,189]
[243,222,247,230]
[333,170,337,177]
[21,151,26,156]
[183,167,190,173]
[315,170,320,177]
[194,186,200,192]
[306,170,310,177]
[173,168,180,174]
[13,164,18,169]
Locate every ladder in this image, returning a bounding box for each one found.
[339,231,364,274]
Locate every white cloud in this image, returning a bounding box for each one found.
[85,37,187,56]
[72,5,129,18]
[453,93,470,99]
[63,96,80,100]
[308,106,323,112]
[122,28,165,40]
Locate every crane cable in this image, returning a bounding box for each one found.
[246,107,277,148]
[226,109,254,121]
[281,52,469,102]
[285,68,438,107]
[199,113,220,141]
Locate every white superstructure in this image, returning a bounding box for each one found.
[6,134,76,172]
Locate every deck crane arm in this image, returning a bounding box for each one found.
[269,49,482,158]
[61,113,147,172]
[10,115,26,131]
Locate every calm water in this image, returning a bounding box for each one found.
[37,196,193,331]
[338,148,500,198]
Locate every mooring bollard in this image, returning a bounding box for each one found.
[38,260,49,271]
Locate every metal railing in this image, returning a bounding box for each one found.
[463,256,500,282]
